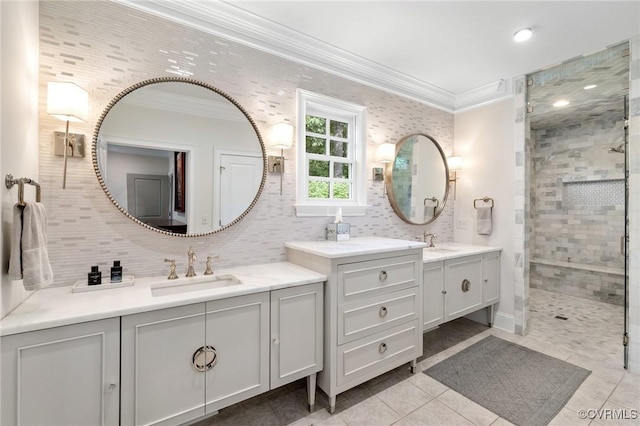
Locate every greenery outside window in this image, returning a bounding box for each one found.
[295,89,368,217]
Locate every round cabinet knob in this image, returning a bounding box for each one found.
[107,383,117,392]
[273,337,280,345]
[461,279,471,292]
[379,342,388,354]
[379,306,388,318]
[379,270,388,282]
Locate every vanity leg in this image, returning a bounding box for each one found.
[488,305,494,328]
[410,359,418,374]
[306,373,317,412]
[328,395,336,414]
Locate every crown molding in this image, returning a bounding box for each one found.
[454,79,513,112]
[113,0,511,113]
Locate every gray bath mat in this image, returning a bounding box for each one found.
[424,335,590,426]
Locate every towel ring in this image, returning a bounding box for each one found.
[5,174,41,206]
[473,196,494,209]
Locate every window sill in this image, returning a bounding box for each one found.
[293,204,368,217]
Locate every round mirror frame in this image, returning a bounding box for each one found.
[91,76,267,237]
[385,133,450,225]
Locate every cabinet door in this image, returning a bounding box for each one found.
[271,282,323,388]
[423,261,444,331]
[121,303,206,426]
[484,252,500,305]
[204,293,270,414]
[1,318,120,426]
[444,255,483,322]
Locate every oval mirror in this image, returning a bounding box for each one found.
[385,133,449,224]
[92,77,266,237]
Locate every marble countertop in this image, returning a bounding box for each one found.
[285,236,427,258]
[422,242,502,262]
[0,262,326,337]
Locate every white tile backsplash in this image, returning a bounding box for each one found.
[38,1,454,286]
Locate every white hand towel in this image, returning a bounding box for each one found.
[8,202,53,291]
[476,206,492,235]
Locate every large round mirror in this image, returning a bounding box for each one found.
[385,133,449,224]
[92,77,266,237]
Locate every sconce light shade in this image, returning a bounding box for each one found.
[269,122,294,149]
[447,155,462,171]
[47,82,88,122]
[377,143,396,163]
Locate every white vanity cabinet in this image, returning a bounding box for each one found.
[423,248,501,331]
[1,318,120,426]
[444,254,484,322]
[286,239,424,414]
[270,283,323,390]
[422,261,444,330]
[121,293,270,426]
[121,284,323,426]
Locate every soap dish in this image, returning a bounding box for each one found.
[72,275,135,293]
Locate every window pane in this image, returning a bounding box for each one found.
[306,136,326,154]
[330,140,348,158]
[333,182,351,199]
[308,181,329,198]
[330,120,348,138]
[333,162,350,179]
[309,160,329,177]
[306,115,326,134]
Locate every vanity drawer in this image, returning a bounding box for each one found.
[338,255,417,304]
[338,287,418,345]
[337,320,420,387]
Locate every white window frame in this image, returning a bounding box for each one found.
[294,89,368,217]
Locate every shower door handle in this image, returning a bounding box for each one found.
[621,235,626,256]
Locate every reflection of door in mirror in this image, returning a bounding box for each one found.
[218,152,263,226]
[104,141,191,233]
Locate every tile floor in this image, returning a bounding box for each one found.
[193,288,639,426]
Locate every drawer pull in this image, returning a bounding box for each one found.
[379,342,388,354]
[461,279,471,293]
[379,270,388,282]
[379,306,388,318]
[192,345,217,372]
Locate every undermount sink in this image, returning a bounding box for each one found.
[424,247,458,253]
[151,274,242,297]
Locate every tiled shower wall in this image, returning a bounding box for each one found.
[529,114,625,304]
[38,1,454,286]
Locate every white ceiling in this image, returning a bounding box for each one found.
[116,0,640,112]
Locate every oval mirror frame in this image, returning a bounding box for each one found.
[91,77,267,237]
[385,133,450,225]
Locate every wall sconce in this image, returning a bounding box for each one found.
[267,122,294,195]
[377,143,396,164]
[47,82,88,189]
[447,154,462,200]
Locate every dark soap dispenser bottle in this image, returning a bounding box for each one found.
[88,266,102,285]
[110,260,123,283]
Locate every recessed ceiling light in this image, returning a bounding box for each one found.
[553,100,570,108]
[584,85,597,90]
[513,28,533,42]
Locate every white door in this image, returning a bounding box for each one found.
[219,154,262,225]
[270,282,324,389]
[121,303,206,426]
[1,318,120,426]
[204,293,270,414]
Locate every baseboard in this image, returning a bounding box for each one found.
[492,312,515,333]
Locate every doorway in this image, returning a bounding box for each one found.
[526,42,630,368]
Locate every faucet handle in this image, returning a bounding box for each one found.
[204,256,220,275]
[164,258,179,280]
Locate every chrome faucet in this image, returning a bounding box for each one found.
[186,247,197,277]
[423,232,437,247]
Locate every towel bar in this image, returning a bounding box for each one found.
[473,196,494,209]
[5,173,41,206]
